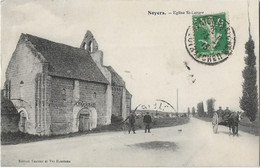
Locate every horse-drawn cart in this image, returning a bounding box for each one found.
[212,111,240,135]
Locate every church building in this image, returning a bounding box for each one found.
[3,31,132,135]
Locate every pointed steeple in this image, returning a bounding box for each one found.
[80,30,99,52]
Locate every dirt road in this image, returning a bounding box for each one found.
[1,117,259,167]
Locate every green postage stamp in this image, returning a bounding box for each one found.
[185,13,236,65]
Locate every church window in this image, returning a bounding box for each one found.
[62,89,66,101]
[88,41,93,52]
[83,43,87,50]
[93,92,97,99]
[20,81,24,99]
[112,94,114,103]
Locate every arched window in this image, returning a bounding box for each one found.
[20,81,24,99]
[93,92,97,99]
[112,94,115,105]
[88,41,93,52]
[83,43,87,50]
[62,89,66,101]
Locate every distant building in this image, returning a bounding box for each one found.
[3,30,132,135]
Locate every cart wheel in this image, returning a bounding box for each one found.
[212,112,218,133]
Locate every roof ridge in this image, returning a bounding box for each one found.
[23,33,89,54]
[21,34,47,62]
[20,33,109,84]
[106,66,125,87]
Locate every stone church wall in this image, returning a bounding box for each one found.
[49,77,74,134]
[126,96,132,117]
[112,86,123,117]
[78,80,107,125]
[49,76,107,134]
[91,51,112,125]
[5,39,44,135]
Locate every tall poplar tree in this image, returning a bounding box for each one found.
[240,37,258,121]
[207,98,216,118]
[192,107,196,116]
[240,2,258,122]
[197,102,205,117]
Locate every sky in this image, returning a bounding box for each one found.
[1,0,259,112]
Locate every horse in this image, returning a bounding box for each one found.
[219,112,242,136]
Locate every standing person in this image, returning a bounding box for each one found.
[143,112,152,133]
[216,106,224,120]
[124,112,136,134]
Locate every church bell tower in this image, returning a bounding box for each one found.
[80,30,99,53]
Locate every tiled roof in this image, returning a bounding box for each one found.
[106,66,125,87]
[22,34,109,84]
[126,88,132,96]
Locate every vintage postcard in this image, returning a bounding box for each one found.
[1,0,259,167]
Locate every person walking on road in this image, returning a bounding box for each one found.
[124,112,136,134]
[143,112,152,133]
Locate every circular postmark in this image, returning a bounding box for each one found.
[132,99,177,116]
[185,13,236,65]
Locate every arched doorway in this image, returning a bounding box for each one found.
[18,108,28,133]
[77,108,97,132]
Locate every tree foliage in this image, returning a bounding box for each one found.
[240,37,258,122]
[206,98,216,118]
[187,107,191,115]
[197,102,205,117]
[192,107,196,116]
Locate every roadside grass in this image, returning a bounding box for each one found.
[1,117,189,145]
[194,114,259,136]
[238,116,259,136]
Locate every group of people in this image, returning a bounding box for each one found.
[216,107,231,121]
[124,112,152,134]
[216,106,241,121]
